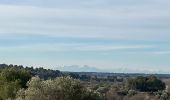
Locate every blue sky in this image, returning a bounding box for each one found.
[0,0,170,73]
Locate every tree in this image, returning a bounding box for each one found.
[16,76,102,100]
[0,68,31,100]
[125,75,165,92]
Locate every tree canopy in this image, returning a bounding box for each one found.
[0,67,31,100]
[16,76,102,100]
[125,75,165,92]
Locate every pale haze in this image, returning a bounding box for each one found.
[0,0,170,73]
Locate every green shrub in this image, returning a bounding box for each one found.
[125,75,165,92]
[16,76,102,100]
[0,68,31,100]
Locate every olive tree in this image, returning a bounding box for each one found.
[16,76,102,100]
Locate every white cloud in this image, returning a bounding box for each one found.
[0,3,170,40]
[74,45,153,51]
[0,42,153,52]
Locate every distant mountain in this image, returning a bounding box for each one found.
[56,65,164,74]
[56,65,102,72]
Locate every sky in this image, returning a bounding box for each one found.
[0,0,170,73]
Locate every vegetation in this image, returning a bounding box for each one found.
[16,76,102,100]
[0,64,170,100]
[0,67,31,100]
[125,75,165,92]
[0,64,62,79]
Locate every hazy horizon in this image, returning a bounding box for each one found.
[0,0,170,73]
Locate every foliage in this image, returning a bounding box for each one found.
[0,64,169,100]
[154,90,170,100]
[106,85,126,100]
[166,85,170,95]
[127,90,137,96]
[83,90,102,100]
[125,75,165,92]
[0,68,31,100]
[0,64,62,80]
[16,76,102,100]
